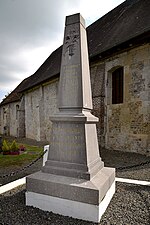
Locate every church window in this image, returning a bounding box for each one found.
[3,108,5,120]
[112,67,123,104]
[16,105,19,119]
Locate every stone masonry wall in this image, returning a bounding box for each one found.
[9,103,18,137]
[0,105,10,135]
[25,79,59,141]
[24,43,150,154]
[25,88,42,141]
[1,44,149,155]
[42,80,59,141]
[0,101,22,137]
[0,107,3,134]
[105,44,150,154]
[90,62,105,147]
[18,96,25,137]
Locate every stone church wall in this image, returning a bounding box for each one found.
[0,105,10,135]
[104,44,150,154]
[9,103,18,137]
[90,62,105,148]
[1,44,149,154]
[41,79,59,141]
[25,87,43,141]
[0,100,23,137]
[25,79,59,141]
[18,96,25,137]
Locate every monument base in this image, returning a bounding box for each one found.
[26,167,115,223]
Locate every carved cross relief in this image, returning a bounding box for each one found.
[64,30,79,57]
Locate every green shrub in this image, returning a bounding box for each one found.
[2,140,10,152]
[10,140,19,152]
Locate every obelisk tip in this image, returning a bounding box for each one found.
[65,13,85,27]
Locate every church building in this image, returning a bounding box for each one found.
[0,0,150,154]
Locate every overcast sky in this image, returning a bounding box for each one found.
[0,0,124,102]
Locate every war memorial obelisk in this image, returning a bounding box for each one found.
[26,13,115,223]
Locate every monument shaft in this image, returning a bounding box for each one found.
[42,13,103,180]
[58,13,92,110]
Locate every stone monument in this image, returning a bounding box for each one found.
[26,13,115,223]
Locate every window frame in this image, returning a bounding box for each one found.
[111,67,124,105]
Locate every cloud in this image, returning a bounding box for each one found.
[79,0,125,25]
[0,0,125,102]
[0,0,78,47]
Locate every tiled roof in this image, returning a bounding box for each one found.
[0,47,62,106]
[20,0,150,92]
[0,78,28,105]
[20,46,62,93]
[1,0,150,105]
[87,0,150,58]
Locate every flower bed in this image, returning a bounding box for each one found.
[2,140,26,156]
[9,151,20,155]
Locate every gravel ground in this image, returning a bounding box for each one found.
[0,159,43,186]
[100,148,150,182]
[0,137,150,224]
[0,182,150,225]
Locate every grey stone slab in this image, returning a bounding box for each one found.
[42,119,104,180]
[27,167,115,205]
[66,13,85,26]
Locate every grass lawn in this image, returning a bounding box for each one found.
[0,143,43,168]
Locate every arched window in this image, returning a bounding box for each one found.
[112,67,123,104]
[3,108,5,120]
[16,105,19,119]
